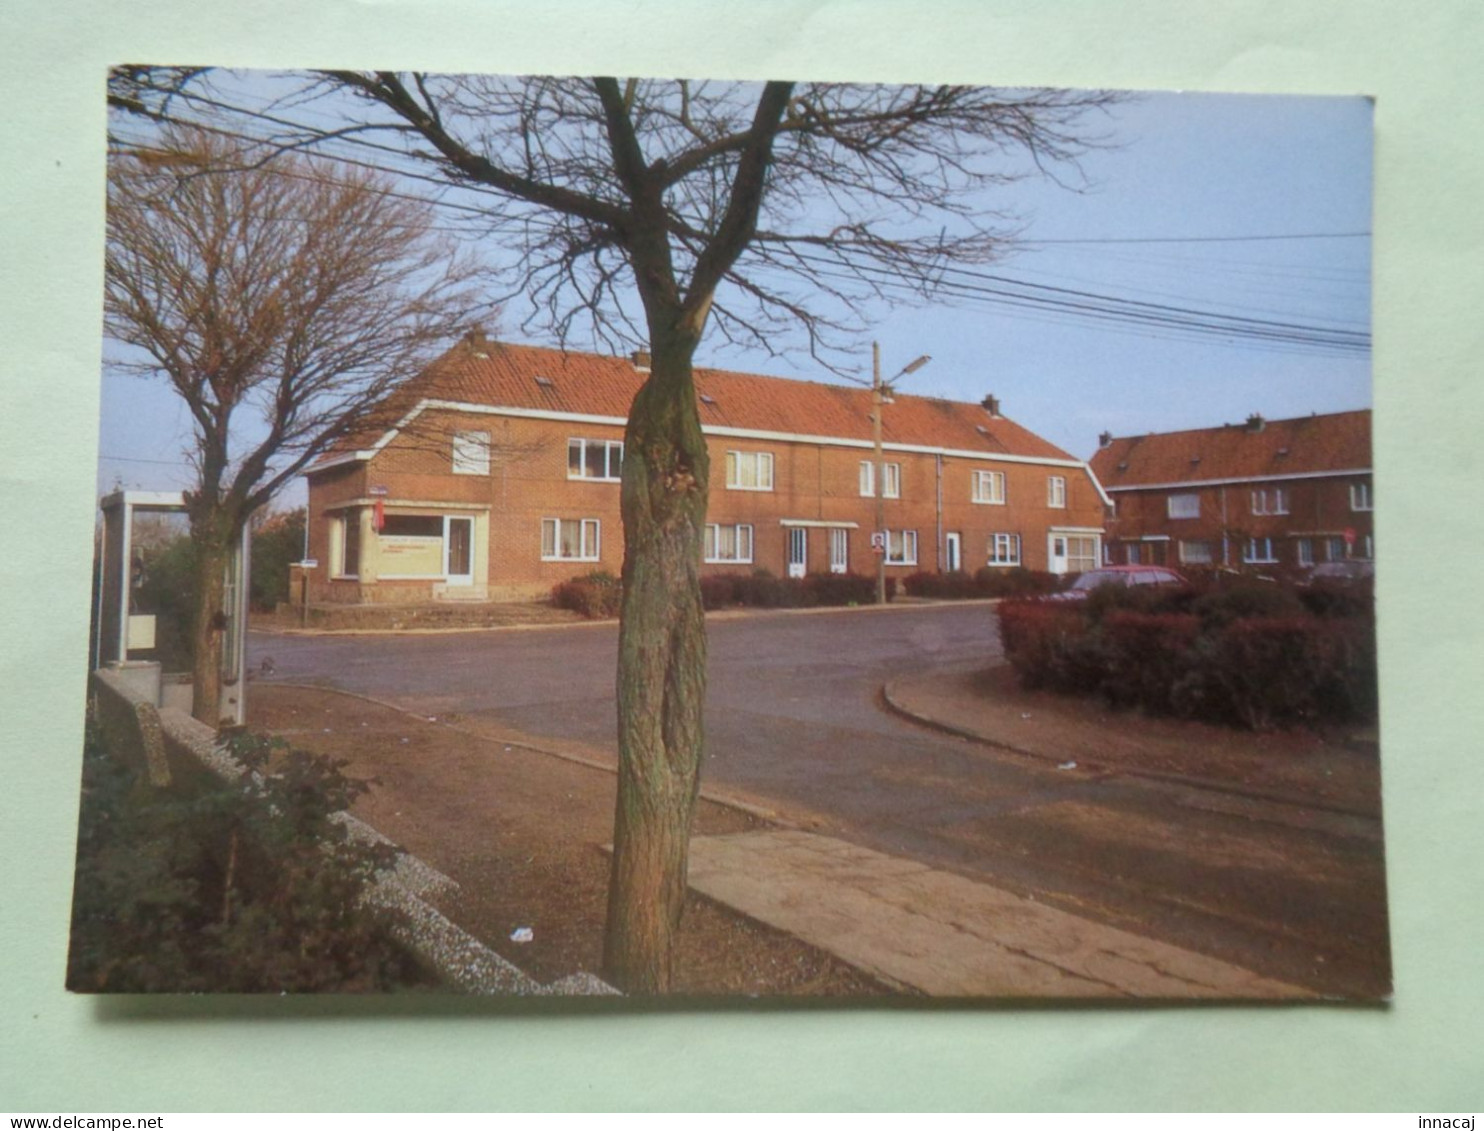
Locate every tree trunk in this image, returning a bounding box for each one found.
[188,515,232,727]
[603,334,710,994]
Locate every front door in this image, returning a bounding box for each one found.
[787,527,808,578]
[444,516,474,585]
[945,531,962,573]
[1049,534,1069,575]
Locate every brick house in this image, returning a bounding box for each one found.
[1089,409,1373,573]
[302,336,1110,603]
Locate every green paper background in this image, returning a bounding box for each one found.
[3,0,1480,1111]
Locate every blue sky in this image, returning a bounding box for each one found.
[98,82,1371,508]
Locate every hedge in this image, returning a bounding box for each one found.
[997,595,1377,730]
[556,568,893,618]
[903,567,1062,600]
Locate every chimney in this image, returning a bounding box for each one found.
[632,349,652,373]
[981,394,1001,417]
[1098,430,1113,448]
[462,327,490,357]
[1246,412,1265,433]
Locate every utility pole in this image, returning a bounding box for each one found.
[871,342,932,605]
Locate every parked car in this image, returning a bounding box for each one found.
[1048,565,1188,601]
[1300,559,1375,585]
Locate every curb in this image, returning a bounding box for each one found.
[880,676,1380,820]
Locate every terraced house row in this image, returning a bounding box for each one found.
[302,336,1111,603]
[1090,409,1373,573]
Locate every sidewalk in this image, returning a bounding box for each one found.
[884,663,1382,817]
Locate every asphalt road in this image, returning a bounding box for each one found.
[248,604,1390,998]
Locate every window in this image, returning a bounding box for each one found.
[1351,482,1373,511]
[704,523,753,563]
[987,533,1021,566]
[725,450,774,491]
[1244,537,1278,564]
[1296,538,1315,567]
[1326,536,1347,562]
[1065,536,1099,573]
[1179,540,1213,565]
[567,438,624,481]
[1047,476,1067,508]
[1251,488,1289,515]
[452,430,491,475]
[1126,543,1142,565]
[885,529,918,566]
[1167,493,1200,519]
[859,460,901,499]
[334,511,361,578]
[1363,534,1374,560]
[972,469,1006,505]
[829,528,849,574]
[380,514,443,538]
[541,518,600,562]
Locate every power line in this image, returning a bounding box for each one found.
[113,91,1370,356]
[1021,231,1369,245]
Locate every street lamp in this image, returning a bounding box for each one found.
[873,341,932,605]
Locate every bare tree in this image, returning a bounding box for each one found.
[105,123,485,724]
[135,72,1118,989]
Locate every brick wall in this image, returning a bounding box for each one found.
[1105,474,1374,569]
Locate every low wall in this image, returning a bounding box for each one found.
[89,666,616,997]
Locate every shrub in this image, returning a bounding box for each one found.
[67,727,419,993]
[803,571,878,606]
[699,573,741,610]
[974,567,1063,599]
[1100,611,1201,713]
[551,570,622,618]
[1191,580,1307,628]
[904,570,977,599]
[997,600,1095,691]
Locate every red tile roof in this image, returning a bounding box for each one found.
[1089,410,1371,488]
[325,337,1079,465]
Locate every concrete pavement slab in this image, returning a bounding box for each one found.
[687,829,1315,1000]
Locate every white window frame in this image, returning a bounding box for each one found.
[885,529,918,566]
[1251,487,1290,515]
[567,437,624,482]
[987,532,1021,567]
[858,460,901,499]
[1065,535,1099,573]
[541,517,601,562]
[452,430,491,476]
[704,523,754,564]
[1296,538,1315,568]
[1243,537,1278,564]
[726,449,775,492]
[829,528,849,574]
[1167,492,1200,519]
[1326,536,1348,562]
[1179,539,1213,565]
[1047,475,1067,509]
[1350,482,1373,511]
[972,469,1006,505]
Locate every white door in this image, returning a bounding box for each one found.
[1048,534,1069,575]
[787,527,808,578]
[444,516,474,585]
[945,531,961,573]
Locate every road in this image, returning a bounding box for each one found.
[249,603,1390,998]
